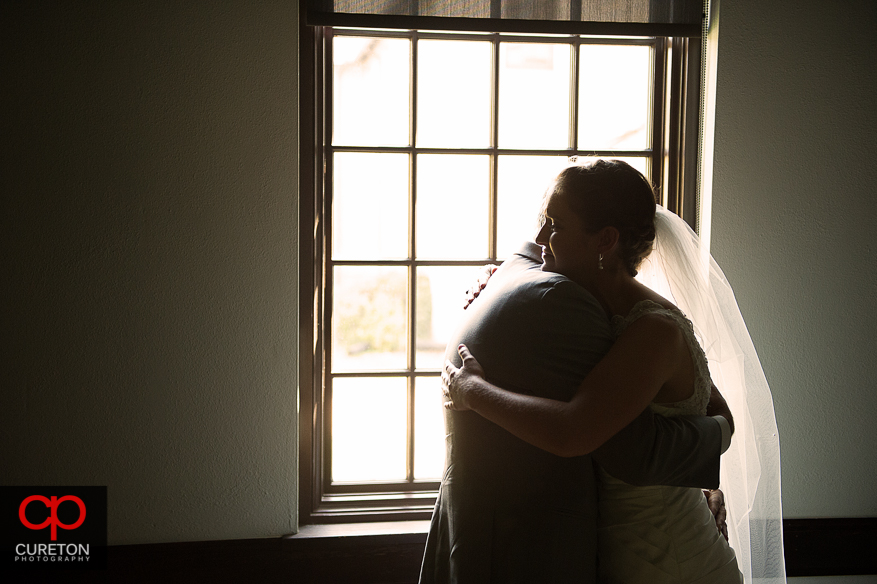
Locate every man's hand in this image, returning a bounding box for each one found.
[703,489,729,541]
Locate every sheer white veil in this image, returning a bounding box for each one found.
[636,206,786,584]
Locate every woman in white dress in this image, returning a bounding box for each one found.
[443,160,785,584]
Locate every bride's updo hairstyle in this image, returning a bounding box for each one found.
[553,159,657,277]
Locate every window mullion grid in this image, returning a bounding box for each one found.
[650,38,667,194]
[570,36,580,152]
[335,145,653,158]
[488,33,501,260]
[664,37,681,211]
[314,27,685,516]
[407,30,418,486]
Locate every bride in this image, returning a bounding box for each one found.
[443,160,785,583]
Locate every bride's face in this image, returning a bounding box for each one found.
[535,189,595,284]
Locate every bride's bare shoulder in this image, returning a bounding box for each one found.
[633,280,680,312]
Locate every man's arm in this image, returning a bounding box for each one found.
[592,407,723,489]
[707,383,735,435]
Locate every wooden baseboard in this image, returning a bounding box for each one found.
[8,518,875,583]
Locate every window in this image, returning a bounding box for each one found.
[300,24,701,524]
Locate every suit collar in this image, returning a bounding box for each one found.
[516,241,542,263]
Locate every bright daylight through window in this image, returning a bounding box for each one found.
[307,26,691,521]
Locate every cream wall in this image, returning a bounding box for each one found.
[3,1,299,544]
[709,0,877,518]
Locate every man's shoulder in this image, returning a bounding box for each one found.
[499,243,597,304]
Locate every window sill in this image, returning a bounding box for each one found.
[286,519,429,541]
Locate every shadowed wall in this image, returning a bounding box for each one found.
[709,0,877,519]
[3,1,299,544]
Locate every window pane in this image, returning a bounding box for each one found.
[415,266,480,370]
[578,44,651,150]
[333,36,410,147]
[332,377,407,482]
[333,152,409,260]
[332,266,408,372]
[497,155,571,258]
[417,40,492,148]
[498,42,572,149]
[414,377,445,480]
[416,154,490,260]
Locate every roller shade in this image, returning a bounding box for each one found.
[305,0,705,36]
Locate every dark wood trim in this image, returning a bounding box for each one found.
[678,36,701,227]
[318,24,333,517]
[12,518,875,583]
[9,533,428,584]
[662,36,700,227]
[301,23,719,523]
[297,9,320,527]
[298,2,314,526]
[663,36,684,212]
[784,517,877,578]
[305,12,703,38]
[651,36,667,196]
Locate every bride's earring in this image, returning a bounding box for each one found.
[598,253,604,270]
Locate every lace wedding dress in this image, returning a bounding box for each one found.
[596,300,743,584]
[634,207,785,584]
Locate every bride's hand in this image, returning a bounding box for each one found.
[463,265,497,309]
[442,344,486,411]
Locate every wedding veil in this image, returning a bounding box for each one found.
[636,206,786,584]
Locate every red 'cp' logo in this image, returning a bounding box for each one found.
[19,495,86,541]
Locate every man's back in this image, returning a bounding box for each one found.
[420,245,613,584]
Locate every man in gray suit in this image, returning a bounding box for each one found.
[419,242,728,584]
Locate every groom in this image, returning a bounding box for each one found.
[418,242,729,584]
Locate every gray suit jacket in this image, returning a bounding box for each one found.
[419,242,722,584]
